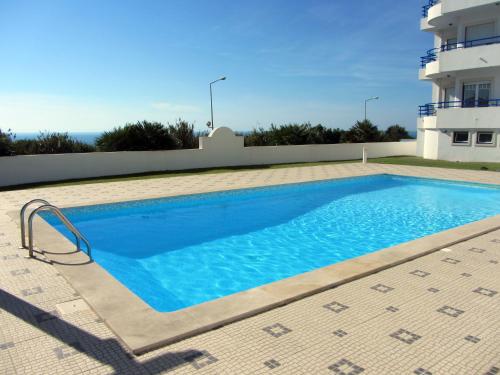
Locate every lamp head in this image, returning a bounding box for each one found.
[210,76,227,85]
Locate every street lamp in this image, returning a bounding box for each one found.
[364,96,379,121]
[209,76,227,130]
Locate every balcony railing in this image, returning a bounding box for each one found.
[420,35,500,68]
[422,0,439,17]
[418,99,500,117]
[420,48,438,67]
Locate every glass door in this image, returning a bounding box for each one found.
[463,84,477,107]
[478,83,491,107]
[462,82,491,107]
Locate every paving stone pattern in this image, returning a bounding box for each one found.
[0,163,499,374]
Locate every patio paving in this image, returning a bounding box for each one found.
[0,163,499,374]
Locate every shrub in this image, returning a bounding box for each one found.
[307,125,344,144]
[0,128,15,156]
[384,124,412,142]
[244,127,272,146]
[13,132,95,155]
[342,120,383,143]
[96,121,178,151]
[244,123,345,146]
[168,119,197,149]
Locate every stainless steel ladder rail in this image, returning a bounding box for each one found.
[26,204,92,260]
[20,199,51,249]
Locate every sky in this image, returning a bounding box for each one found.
[0,0,432,133]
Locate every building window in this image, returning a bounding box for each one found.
[463,82,491,108]
[465,22,495,47]
[443,37,457,51]
[453,131,470,144]
[476,132,494,145]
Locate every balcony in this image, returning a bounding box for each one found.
[418,101,500,142]
[419,36,500,79]
[419,99,500,117]
[422,1,500,32]
[420,35,500,68]
[422,0,439,18]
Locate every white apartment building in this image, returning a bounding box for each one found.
[417,0,500,162]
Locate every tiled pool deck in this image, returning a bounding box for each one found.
[0,163,499,374]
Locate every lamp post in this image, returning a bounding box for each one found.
[209,76,226,130]
[364,96,379,121]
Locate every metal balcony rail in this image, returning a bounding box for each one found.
[418,99,500,117]
[422,0,439,17]
[420,48,438,67]
[420,35,500,67]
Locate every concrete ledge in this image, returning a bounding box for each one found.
[11,176,500,355]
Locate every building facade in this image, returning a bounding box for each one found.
[417,0,500,162]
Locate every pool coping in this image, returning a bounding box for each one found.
[10,173,500,355]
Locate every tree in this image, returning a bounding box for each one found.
[244,127,272,146]
[14,132,95,154]
[342,120,383,143]
[268,123,311,145]
[244,123,346,146]
[384,125,411,142]
[307,125,344,144]
[0,128,14,156]
[168,119,197,149]
[96,121,178,151]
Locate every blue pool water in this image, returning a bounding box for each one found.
[44,174,500,312]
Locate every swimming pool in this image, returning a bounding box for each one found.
[44,174,500,312]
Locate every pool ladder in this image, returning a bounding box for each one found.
[20,199,92,260]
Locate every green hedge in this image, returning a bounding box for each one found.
[245,121,412,146]
[2,120,413,156]
[13,132,95,155]
[96,120,204,151]
[0,130,95,156]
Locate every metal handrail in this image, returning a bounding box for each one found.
[27,204,92,260]
[420,35,500,67]
[420,48,438,67]
[422,0,438,17]
[418,98,500,116]
[20,199,50,249]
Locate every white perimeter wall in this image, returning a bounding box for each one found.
[0,127,417,188]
